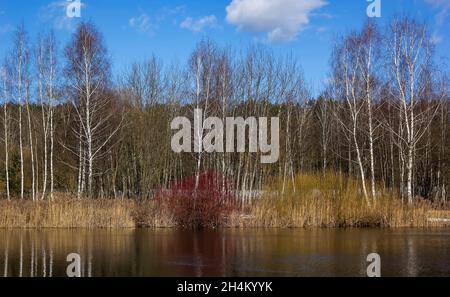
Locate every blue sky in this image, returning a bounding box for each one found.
[0,0,449,94]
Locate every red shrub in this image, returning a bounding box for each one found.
[155,171,235,228]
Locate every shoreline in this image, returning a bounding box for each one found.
[0,198,448,229]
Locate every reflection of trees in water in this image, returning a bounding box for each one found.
[0,230,137,277]
[406,236,418,277]
[0,229,391,277]
[0,229,445,277]
[142,229,383,277]
[2,230,55,277]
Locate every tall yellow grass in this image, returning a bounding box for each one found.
[229,172,437,228]
[0,197,135,228]
[0,196,179,228]
[0,173,446,228]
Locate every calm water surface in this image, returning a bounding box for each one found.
[0,228,449,277]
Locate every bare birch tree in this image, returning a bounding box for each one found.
[386,18,436,204]
[65,22,122,197]
[359,22,381,200]
[10,25,29,200]
[332,34,370,204]
[1,65,10,200]
[36,31,58,200]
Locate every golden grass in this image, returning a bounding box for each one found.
[0,197,135,228]
[228,172,439,228]
[0,174,447,229]
[0,193,179,228]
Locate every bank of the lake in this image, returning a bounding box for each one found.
[0,173,448,229]
[0,197,448,229]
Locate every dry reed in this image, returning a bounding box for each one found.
[0,196,181,228]
[0,174,447,229]
[228,172,442,228]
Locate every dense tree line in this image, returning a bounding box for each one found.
[0,18,448,205]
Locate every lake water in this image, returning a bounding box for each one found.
[0,228,449,277]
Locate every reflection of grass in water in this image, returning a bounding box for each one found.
[230,172,435,228]
[0,229,139,277]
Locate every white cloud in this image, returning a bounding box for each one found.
[129,6,186,36]
[157,5,186,22]
[226,0,327,42]
[129,14,153,33]
[431,34,443,44]
[180,15,218,32]
[39,1,86,31]
[0,24,13,34]
[425,0,450,9]
[425,0,450,25]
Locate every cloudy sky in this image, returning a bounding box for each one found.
[0,0,449,93]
